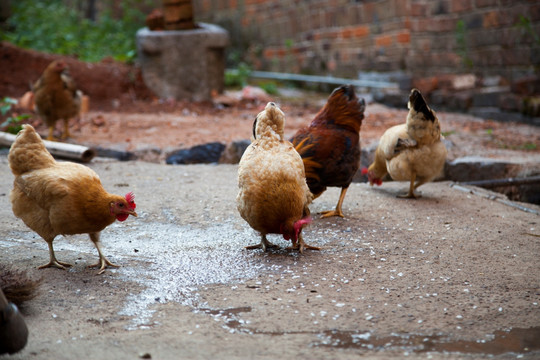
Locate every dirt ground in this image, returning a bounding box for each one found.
[0,159,539,360]
[20,94,540,165]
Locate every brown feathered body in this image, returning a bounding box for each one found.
[290,85,365,217]
[8,125,137,273]
[365,89,447,198]
[237,102,316,253]
[33,60,81,140]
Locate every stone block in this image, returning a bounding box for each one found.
[445,156,511,182]
[472,86,510,107]
[136,23,229,101]
[512,76,540,96]
[451,74,477,90]
[166,142,226,165]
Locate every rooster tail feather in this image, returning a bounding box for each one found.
[8,125,56,176]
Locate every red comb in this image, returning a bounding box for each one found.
[361,167,369,175]
[294,216,312,234]
[125,192,136,209]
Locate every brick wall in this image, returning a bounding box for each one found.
[193,0,540,84]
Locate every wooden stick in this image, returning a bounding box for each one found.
[0,132,96,163]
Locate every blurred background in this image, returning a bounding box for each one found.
[0,0,539,119]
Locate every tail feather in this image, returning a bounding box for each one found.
[8,125,56,176]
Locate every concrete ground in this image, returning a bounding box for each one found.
[0,158,539,359]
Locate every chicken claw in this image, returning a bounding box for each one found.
[39,241,73,270]
[287,235,320,253]
[397,191,421,199]
[89,234,119,274]
[88,256,120,275]
[320,209,344,218]
[245,235,279,252]
[38,259,73,270]
[320,187,348,218]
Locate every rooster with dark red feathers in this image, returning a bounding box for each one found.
[291,85,366,218]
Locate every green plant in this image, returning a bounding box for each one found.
[441,130,456,137]
[520,142,537,151]
[224,62,252,88]
[516,15,540,45]
[0,97,29,134]
[2,0,146,63]
[455,20,473,69]
[259,81,279,95]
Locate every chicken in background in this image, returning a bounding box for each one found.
[8,125,137,274]
[33,60,82,141]
[237,102,319,253]
[291,85,366,218]
[363,88,447,198]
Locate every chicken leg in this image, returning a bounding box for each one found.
[245,234,279,252]
[287,233,320,253]
[38,240,73,270]
[321,186,349,218]
[46,126,55,141]
[88,233,119,275]
[398,173,425,199]
[61,119,70,140]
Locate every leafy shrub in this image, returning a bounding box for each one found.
[2,0,146,63]
[0,97,29,134]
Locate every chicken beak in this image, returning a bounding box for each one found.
[128,210,138,217]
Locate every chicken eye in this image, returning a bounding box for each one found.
[252,117,258,139]
[118,203,124,208]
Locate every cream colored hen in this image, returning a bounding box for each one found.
[237,102,318,253]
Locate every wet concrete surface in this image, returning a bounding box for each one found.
[0,158,539,359]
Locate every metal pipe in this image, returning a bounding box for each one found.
[459,176,540,188]
[0,132,96,163]
[229,69,399,89]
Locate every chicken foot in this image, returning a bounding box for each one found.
[88,233,119,275]
[245,235,279,252]
[398,173,426,199]
[38,240,73,270]
[287,233,320,254]
[321,186,349,218]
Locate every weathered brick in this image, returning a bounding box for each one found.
[512,76,540,96]
[475,0,498,7]
[531,4,540,21]
[410,18,429,32]
[431,0,450,16]
[483,10,503,28]
[353,25,370,38]
[263,48,274,59]
[375,34,393,47]
[396,31,411,44]
[450,0,472,13]
[410,3,428,17]
[412,76,439,93]
[340,28,353,39]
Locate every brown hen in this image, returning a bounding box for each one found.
[33,60,81,141]
[8,125,137,274]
